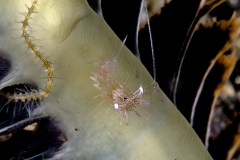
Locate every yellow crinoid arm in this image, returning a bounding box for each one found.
[0,0,212,159]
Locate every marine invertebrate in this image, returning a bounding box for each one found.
[7,1,53,102]
[91,37,157,123]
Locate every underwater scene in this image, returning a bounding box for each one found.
[0,0,239,159]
